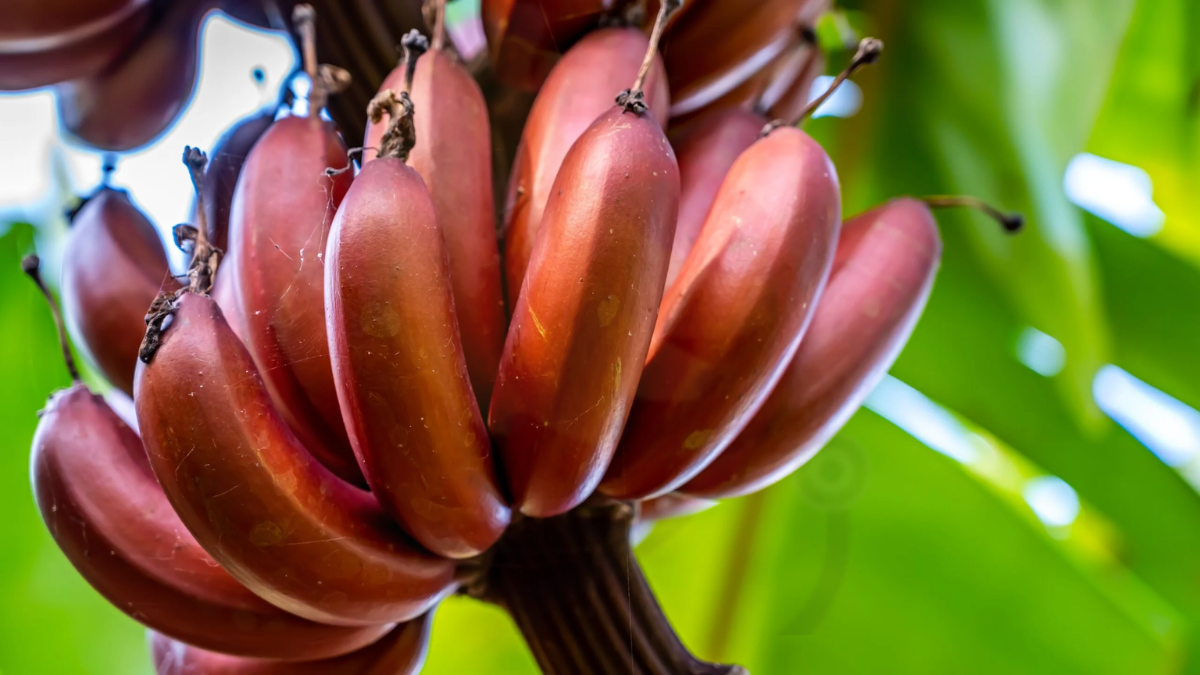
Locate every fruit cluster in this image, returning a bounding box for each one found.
[25,1,1021,673]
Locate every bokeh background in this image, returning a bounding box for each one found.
[2,0,1197,672]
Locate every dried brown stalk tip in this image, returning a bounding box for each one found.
[620,0,681,113]
[920,195,1025,234]
[139,290,181,364]
[368,90,417,162]
[22,253,81,381]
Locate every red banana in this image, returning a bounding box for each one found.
[136,290,456,626]
[683,198,942,498]
[489,2,682,517]
[203,107,276,252]
[664,107,765,289]
[62,185,177,396]
[27,256,387,660]
[327,38,510,560]
[0,0,146,43]
[225,8,362,485]
[149,613,432,675]
[364,16,506,409]
[481,0,636,90]
[664,36,822,291]
[34,384,393,659]
[663,0,828,119]
[601,38,884,501]
[758,40,825,125]
[0,0,148,91]
[206,108,275,344]
[56,0,207,151]
[501,26,670,308]
[601,123,841,501]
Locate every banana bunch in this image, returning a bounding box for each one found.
[25,1,1020,673]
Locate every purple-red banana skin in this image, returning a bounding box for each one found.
[149,613,433,675]
[32,384,391,659]
[62,188,176,396]
[0,1,148,91]
[204,108,275,252]
[364,49,506,410]
[0,0,145,43]
[56,0,207,151]
[489,106,680,518]
[135,293,455,627]
[207,109,275,343]
[227,115,364,486]
[501,28,670,309]
[326,157,511,560]
[602,126,841,501]
[684,198,942,498]
[662,0,828,118]
[665,107,765,289]
[481,0,639,91]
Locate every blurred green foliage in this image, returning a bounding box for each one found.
[1,0,1198,672]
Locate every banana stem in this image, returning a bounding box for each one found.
[619,0,681,114]
[22,255,80,383]
[469,501,745,675]
[431,0,447,52]
[920,195,1025,233]
[292,4,351,118]
[793,37,882,125]
[401,29,429,93]
[367,31,427,163]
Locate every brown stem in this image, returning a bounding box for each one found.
[368,90,416,161]
[471,500,746,675]
[920,195,1025,233]
[368,32,425,162]
[293,4,351,116]
[400,29,428,92]
[22,255,80,383]
[429,0,447,52]
[180,147,221,294]
[795,37,882,123]
[761,36,883,137]
[139,290,180,364]
[293,4,319,105]
[139,151,215,364]
[618,0,681,114]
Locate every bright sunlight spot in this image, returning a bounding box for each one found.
[867,375,1092,536]
[1093,365,1200,468]
[1015,326,1066,377]
[1063,153,1165,237]
[808,75,863,119]
[865,375,980,464]
[1023,476,1080,528]
[0,12,294,268]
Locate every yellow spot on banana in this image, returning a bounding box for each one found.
[683,429,714,451]
[597,294,621,327]
[529,305,548,341]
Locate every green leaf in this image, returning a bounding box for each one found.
[423,597,537,674]
[1085,0,1200,266]
[0,225,151,675]
[888,220,1200,670]
[641,411,1180,674]
[1090,213,1200,416]
[826,0,1138,428]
